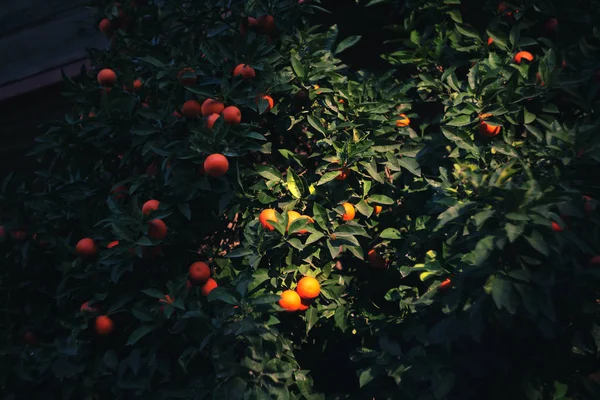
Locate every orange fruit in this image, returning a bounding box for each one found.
[95,315,114,335]
[24,331,37,345]
[189,261,211,283]
[535,72,545,86]
[186,280,193,291]
[256,95,274,113]
[259,209,278,230]
[584,195,594,214]
[341,202,355,221]
[206,113,221,130]
[396,114,410,127]
[80,301,98,312]
[374,205,383,215]
[222,106,242,125]
[11,230,28,241]
[258,14,275,34]
[178,68,196,86]
[107,240,119,249]
[204,154,229,177]
[545,18,558,33]
[232,64,256,79]
[487,37,494,46]
[148,219,167,240]
[279,290,301,311]
[201,98,225,116]
[296,276,320,299]
[97,69,117,86]
[182,100,202,118]
[514,51,534,64]
[201,278,218,296]
[173,110,183,118]
[99,18,112,35]
[142,199,160,216]
[76,238,97,258]
[286,211,302,231]
[478,121,501,137]
[335,167,350,180]
[297,298,312,311]
[439,278,452,290]
[368,249,387,269]
[551,221,563,232]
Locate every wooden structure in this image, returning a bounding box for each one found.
[0,0,106,174]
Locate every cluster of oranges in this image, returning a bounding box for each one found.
[188,261,218,296]
[279,276,320,312]
[180,97,242,129]
[259,209,315,233]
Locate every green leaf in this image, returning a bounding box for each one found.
[103,350,119,370]
[432,371,456,399]
[434,201,475,231]
[334,35,362,55]
[140,288,164,299]
[525,230,549,256]
[226,247,253,258]
[397,158,421,177]
[286,167,304,199]
[136,56,165,68]
[380,228,402,239]
[207,288,239,305]
[178,203,191,220]
[445,115,472,127]
[491,277,516,314]
[126,324,157,346]
[334,305,347,331]
[307,115,326,135]
[305,306,318,333]
[256,164,282,181]
[313,203,329,231]
[505,223,524,242]
[359,367,377,387]
[317,171,342,186]
[368,195,394,205]
[290,53,305,80]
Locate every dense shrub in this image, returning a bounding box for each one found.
[1,0,600,399]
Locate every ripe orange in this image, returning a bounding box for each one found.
[189,261,211,283]
[11,230,28,241]
[201,98,225,116]
[222,106,242,125]
[545,18,558,33]
[487,37,494,46]
[204,154,229,177]
[107,240,119,249]
[95,315,114,335]
[514,51,534,64]
[124,78,143,92]
[335,167,350,180]
[24,331,37,345]
[342,202,355,221]
[178,68,196,86]
[256,95,274,113]
[551,221,563,232]
[148,219,167,240]
[142,199,160,216]
[439,278,452,290]
[259,209,278,230]
[279,290,301,311]
[396,114,410,127]
[258,14,275,34]
[186,280,193,291]
[99,18,112,35]
[182,100,202,118]
[584,195,594,214]
[298,298,312,311]
[368,249,387,269]
[80,301,98,312]
[76,238,97,258]
[97,69,117,86]
[201,278,218,296]
[287,211,301,230]
[374,205,383,215]
[232,64,256,79]
[296,276,320,299]
[478,121,501,137]
[206,113,221,130]
[535,72,545,86]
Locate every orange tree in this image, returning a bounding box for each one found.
[1,0,600,398]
